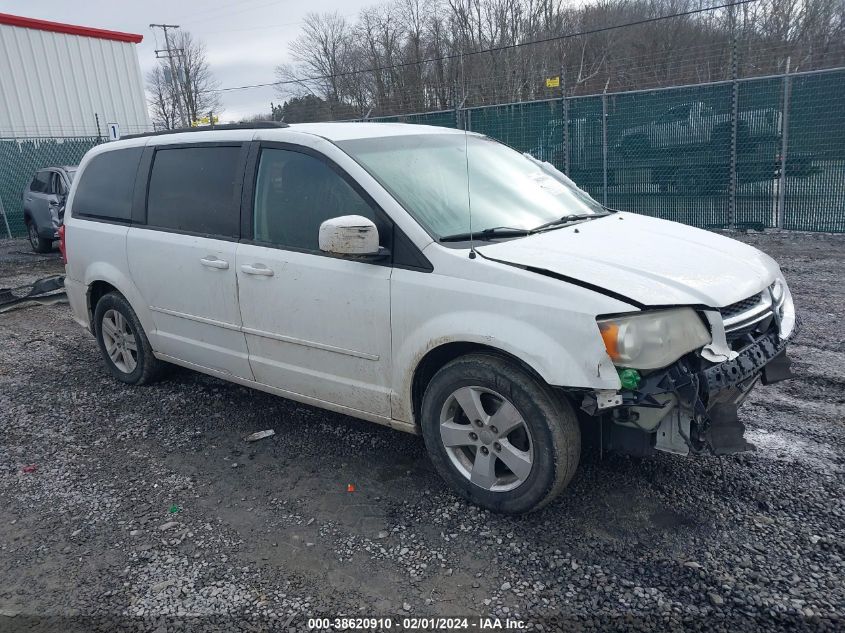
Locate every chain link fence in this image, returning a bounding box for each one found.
[0,136,103,238]
[1,67,842,237]
[359,67,845,233]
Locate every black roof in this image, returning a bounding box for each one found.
[122,121,289,140]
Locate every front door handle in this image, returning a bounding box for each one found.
[200,256,229,270]
[240,263,274,277]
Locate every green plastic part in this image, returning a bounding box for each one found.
[618,368,641,390]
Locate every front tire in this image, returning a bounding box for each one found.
[420,353,580,514]
[94,292,162,385]
[26,219,52,253]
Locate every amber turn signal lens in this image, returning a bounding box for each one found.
[598,322,620,360]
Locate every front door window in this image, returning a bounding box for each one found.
[253,148,380,251]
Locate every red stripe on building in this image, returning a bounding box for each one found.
[0,13,143,44]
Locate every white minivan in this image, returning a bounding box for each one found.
[62,122,797,513]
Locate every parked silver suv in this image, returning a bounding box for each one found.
[23,165,76,252]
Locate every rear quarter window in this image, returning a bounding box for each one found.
[72,148,143,221]
[146,145,242,238]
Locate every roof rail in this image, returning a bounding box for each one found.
[122,121,289,140]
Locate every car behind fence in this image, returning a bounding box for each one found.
[362,67,845,233]
[1,67,843,238]
[0,136,101,239]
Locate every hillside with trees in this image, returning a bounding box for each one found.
[273,0,845,118]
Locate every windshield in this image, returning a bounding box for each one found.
[337,134,605,240]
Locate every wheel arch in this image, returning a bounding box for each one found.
[87,280,120,327]
[410,341,553,432]
[81,264,157,345]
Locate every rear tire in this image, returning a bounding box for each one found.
[420,352,580,514]
[26,219,52,253]
[93,292,163,385]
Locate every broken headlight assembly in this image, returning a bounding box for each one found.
[597,308,711,371]
[771,276,796,338]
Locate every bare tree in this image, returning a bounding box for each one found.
[146,66,178,130]
[170,31,223,124]
[274,0,845,121]
[145,30,222,129]
[283,12,356,116]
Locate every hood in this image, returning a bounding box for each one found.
[477,212,779,308]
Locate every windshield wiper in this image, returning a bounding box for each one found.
[528,212,611,233]
[438,226,532,242]
[438,212,611,243]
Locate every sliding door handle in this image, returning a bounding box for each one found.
[240,263,274,277]
[200,256,229,269]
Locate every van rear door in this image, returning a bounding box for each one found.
[126,143,254,379]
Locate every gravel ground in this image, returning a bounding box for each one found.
[0,231,843,632]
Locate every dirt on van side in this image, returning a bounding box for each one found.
[0,231,843,632]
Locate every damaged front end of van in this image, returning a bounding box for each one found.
[581,279,797,457]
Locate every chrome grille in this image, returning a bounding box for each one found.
[720,291,775,336]
[720,293,763,321]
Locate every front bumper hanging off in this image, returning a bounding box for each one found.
[702,331,793,392]
[582,329,794,456]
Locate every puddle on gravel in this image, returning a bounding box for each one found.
[746,428,842,472]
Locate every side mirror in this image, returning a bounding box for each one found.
[319,215,386,259]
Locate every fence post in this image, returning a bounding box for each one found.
[0,139,11,238]
[453,81,461,129]
[727,11,739,229]
[729,78,739,229]
[0,194,12,240]
[601,89,608,206]
[776,58,792,229]
[561,66,570,175]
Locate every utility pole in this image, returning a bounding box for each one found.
[727,6,739,229]
[150,23,188,128]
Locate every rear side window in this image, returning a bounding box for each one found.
[146,146,242,238]
[73,148,143,221]
[30,171,51,193]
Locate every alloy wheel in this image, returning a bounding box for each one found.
[439,386,534,492]
[101,309,138,374]
[28,223,39,249]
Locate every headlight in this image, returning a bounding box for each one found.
[771,278,785,304]
[772,276,796,338]
[597,308,711,370]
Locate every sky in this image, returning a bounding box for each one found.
[1,0,370,122]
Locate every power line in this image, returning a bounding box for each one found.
[206,0,762,94]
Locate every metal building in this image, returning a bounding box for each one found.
[0,13,151,138]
